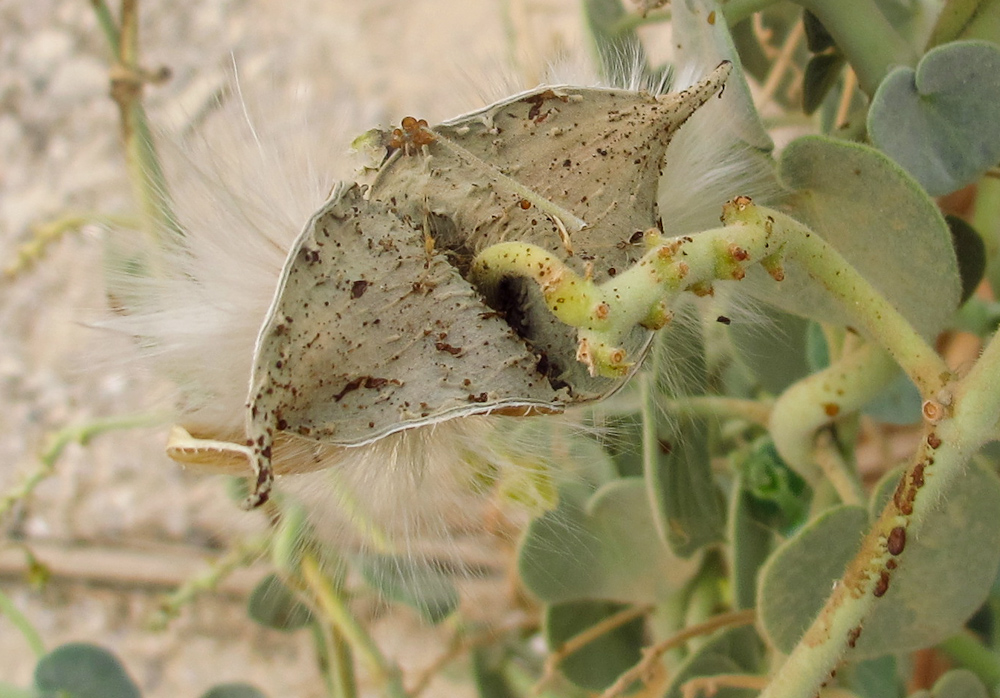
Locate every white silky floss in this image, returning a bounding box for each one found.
[107,54,778,571]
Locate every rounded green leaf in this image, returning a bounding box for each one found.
[199,684,268,698]
[803,53,846,115]
[869,41,1000,196]
[518,479,698,604]
[744,135,960,339]
[930,670,990,698]
[662,626,764,698]
[34,643,141,698]
[545,601,644,692]
[247,574,313,632]
[647,417,726,558]
[356,553,458,624]
[758,505,869,654]
[728,307,812,394]
[947,214,987,304]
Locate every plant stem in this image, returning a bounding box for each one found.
[939,633,1000,691]
[0,586,45,659]
[0,413,165,520]
[472,198,950,395]
[92,0,182,245]
[757,328,1000,698]
[721,0,783,26]
[791,0,917,94]
[299,554,408,698]
[768,342,896,490]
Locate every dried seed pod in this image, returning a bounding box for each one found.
[368,62,731,400]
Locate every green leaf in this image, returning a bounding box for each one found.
[34,643,141,698]
[199,684,268,698]
[647,416,726,558]
[861,370,923,425]
[927,0,1000,46]
[744,135,961,339]
[738,438,811,532]
[357,554,458,624]
[471,648,518,698]
[661,626,764,698]
[804,10,836,52]
[247,574,313,631]
[670,0,775,153]
[869,41,1000,196]
[582,0,648,85]
[545,601,644,692]
[840,655,901,698]
[761,462,1000,658]
[947,215,988,304]
[930,670,990,698]
[727,308,812,394]
[518,479,698,604]
[803,53,846,115]
[729,475,777,611]
[757,505,869,654]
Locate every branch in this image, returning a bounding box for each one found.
[757,329,1000,698]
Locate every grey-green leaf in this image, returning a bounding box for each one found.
[356,554,459,624]
[744,135,960,339]
[757,505,869,654]
[34,643,141,698]
[661,626,764,698]
[646,416,726,558]
[545,601,644,692]
[518,479,697,604]
[869,40,1000,196]
[929,670,989,698]
[247,574,313,631]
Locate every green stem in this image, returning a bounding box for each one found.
[299,554,407,698]
[721,0,783,26]
[89,0,121,55]
[939,633,1000,691]
[758,328,1000,698]
[759,208,949,397]
[0,413,165,520]
[310,621,357,698]
[974,176,1000,295]
[769,342,896,492]
[149,534,270,630]
[0,586,45,658]
[472,198,949,395]
[660,395,772,427]
[792,0,917,94]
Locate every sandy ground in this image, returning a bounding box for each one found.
[0,1,589,695]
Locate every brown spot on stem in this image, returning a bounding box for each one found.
[887,526,906,556]
[873,570,890,597]
[823,403,840,417]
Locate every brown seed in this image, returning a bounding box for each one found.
[887,526,906,556]
[873,570,890,597]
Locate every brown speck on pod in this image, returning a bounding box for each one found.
[351,280,370,299]
[707,10,716,24]
[887,526,906,555]
[873,570,890,597]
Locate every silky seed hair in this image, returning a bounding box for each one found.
[101,48,779,590]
